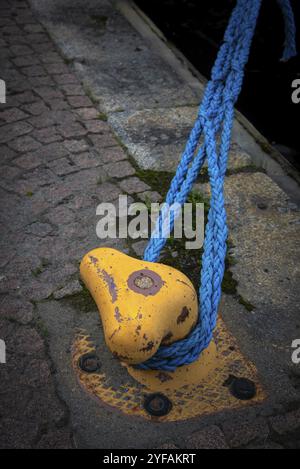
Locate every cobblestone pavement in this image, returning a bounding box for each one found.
[1,0,300,449]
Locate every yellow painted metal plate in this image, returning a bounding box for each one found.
[72,318,266,422]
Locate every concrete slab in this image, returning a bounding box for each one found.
[198,173,300,402]
[109,107,253,171]
[29,0,200,113]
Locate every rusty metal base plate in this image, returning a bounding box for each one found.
[72,318,266,422]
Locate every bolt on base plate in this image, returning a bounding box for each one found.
[72,317,266,422]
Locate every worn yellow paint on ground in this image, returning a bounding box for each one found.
[72,318,266,422]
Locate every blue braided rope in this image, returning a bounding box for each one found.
[139,0,297,372]
[277,0,297,61]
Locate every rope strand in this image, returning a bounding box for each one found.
[139,0,297,371]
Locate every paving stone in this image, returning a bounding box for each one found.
[28,112,56,129]
[246,442,284,449]
[89,132,119,149]
[29,142,69,162]
[54,73,79,85]
[31,43,56,54]
[0,296,34,325]
[63,167,106,190]
[0,418,39,449]
[185,426,229,449]
[0,107,28,123]
[84,119,109,134]
[68,95,93,108]
[48,157,78,176]
[7,34,29,46]
[26,33,50,45]
[94,182,124,202]
[38,264,78,289]
[53,280,83,300]
[21,359,51,388]
[9,78,32,93]
[45,62,70,75]
[132,240,148,257]
[57,122,87,138]
[24,24,45,34]
[2,164,21,180]
[22,101,49,116]
[22,65,47,77]
[156,443,179,449]
[269,409,300,436]
[97,147,127,164]
[0,387,32,422]
[10,327,45,356]
[10,44,33,56]
[33,127,63,144]
[76,107,99,120]
[8,135,42,152]
[221,417,270,448]
[63,139,90,154]
[35,430,73,449]
[13,90,37,104]
[138,190,162,203]
[35,86,63,100]
[15,12,35,25]
[26,222,53,237]
[43,183,74,206]
[0,144,17,162]
[61,84,85,96]
[119,177,150,194]
[70,151,101,169]
[28,75,55,87]
[40,52,64,64]
[21,278,56,301]
[46,206,75,226]
[15,152,43,170]
[26,167,59,187]
[49,98,70,111]
[12,55,40,67]
[103,160,135,179]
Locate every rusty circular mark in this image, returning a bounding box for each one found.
[127,270,164,296]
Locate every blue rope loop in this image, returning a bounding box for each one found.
[138,0,297,372]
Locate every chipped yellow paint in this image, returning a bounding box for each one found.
[72,319,266,422]
[80,248,198,365]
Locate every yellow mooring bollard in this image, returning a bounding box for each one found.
[80,247,199,365]
[77,248,264,420]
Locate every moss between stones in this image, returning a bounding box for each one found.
[227,164,265,177]
[63,282,96,314]
[63,57,74,65]
[97,112,108,122]
[222,269,238,295]
[32,259,51,278]
[83,85,99,105]
[238,296,255,312]
[136,168,174,199]
[35,317,49,339]
[90,15,108,28]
